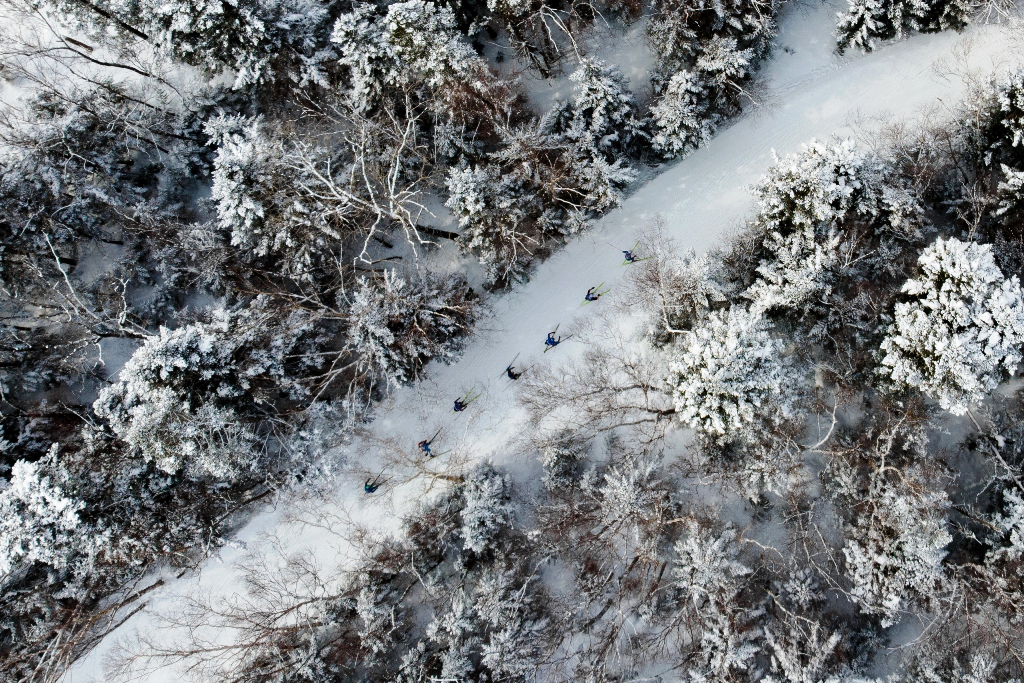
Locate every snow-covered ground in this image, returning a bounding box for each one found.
[68,4,1023,681]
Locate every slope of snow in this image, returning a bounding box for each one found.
[67,5,1022,681]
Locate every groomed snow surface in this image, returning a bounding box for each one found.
[69,3,1022,681]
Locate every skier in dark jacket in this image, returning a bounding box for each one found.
[585,286,601,302]
[454,398,468,412]
[364,478,381,494]
[418,428,441,457]
[505,365,523,380]
[545,332,561,348]
[622,249,637,263]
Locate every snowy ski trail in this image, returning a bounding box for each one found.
[67,4,1022,680]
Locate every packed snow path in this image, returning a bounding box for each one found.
[69,4,1020,680]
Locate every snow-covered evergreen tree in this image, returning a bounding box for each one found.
[569,150,639,216]
[597,456,668,534]
[695,35,754,90]
[94,301,309,480]
[835,0,970,53]
[837,461,951,627]
[904,653,999,683]
[332,0,478,110]
[565,58,645,155]
[746,219,843,312]
[41,0,334,87]
[476,568,544,681]
[445,164,540,284]
[878,237,1024,415]
[669,306,794,440]
[207,115,277,255]
[0,456,96,576]
[205,115,353,283]
[762,616,843,683]
[986,487,1024,566]
[648,0,778,74]
[996,164,1024,216]
[752,138,884,239]
[651,71,716,157]
[995,70,1024,149]
[673,520,762,678]
[743,138,923,312]
[460,465,513,555]
[133,0,278,86]
[356,568,408,657]
[347,270,476,389]
[540,434,587,491]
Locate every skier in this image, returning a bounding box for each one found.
[501,353,523,380]
[453,389,481,412]
[583,283,609,304]
[364,477,382,494]
[418,428,441,457]
[619,242,651,265]
[543,325,573,353]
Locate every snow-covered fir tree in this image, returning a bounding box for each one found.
[996,163,1024,216]
[829,453,951,627]
[205,115,354,284]
[332,0,478,110]
[565,57,645,155]
[651,70,716,157]
[746,221,843,313]
[597,455,667,534]
[995,69,1024,149]
[878,237,1024,415]
[40,0,335,87]
[669,305,795,440]
[740,138,924,312]
[207,115,277,256]
[346,269,476,389]
[672,520,763,679]
[459,465,514,555]
[0,456,98,576]
[646,0,778,159]
[752,138,884,239]
[445,163,540,284]
[540,434,587,491]
[93,301,312,480]
[695,35,754,90]
[986,487,1024,566]
[445,110,637,285]
[647,0,778,74]
[835,0,971,53]
[762,615,843,683]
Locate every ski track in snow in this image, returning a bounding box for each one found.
[67,5,1022,680]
